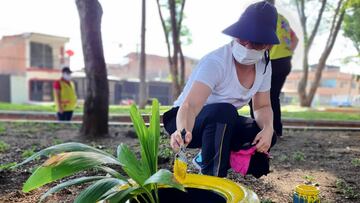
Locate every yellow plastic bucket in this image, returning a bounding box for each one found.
[104,173,259,203]
[181,173,259,203]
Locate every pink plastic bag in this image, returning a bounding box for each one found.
[230,146,257,176]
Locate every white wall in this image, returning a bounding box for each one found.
[10,75,27,104]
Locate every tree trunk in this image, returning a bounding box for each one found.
[76,0,109,137]
[306,8,345,105]
[156,0,186,101]
[295,0,345,107]
[179,45,186,88]
[139,0,147,109]
[169,0,181,100]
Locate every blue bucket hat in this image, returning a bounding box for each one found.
[223,1,279,44]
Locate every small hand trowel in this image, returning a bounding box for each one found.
[173,129,188,182]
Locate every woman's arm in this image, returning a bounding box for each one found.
[170,81,211,152]
[251,91,274,152]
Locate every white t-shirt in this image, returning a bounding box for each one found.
[173,41,272,109]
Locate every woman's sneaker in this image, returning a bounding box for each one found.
[192,151,204,171]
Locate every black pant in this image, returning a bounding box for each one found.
[250,56,292,136]
[163,103,276,177]
[57,111,73,121]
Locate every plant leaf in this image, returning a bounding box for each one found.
[117,144,149,186]
[39,176,106,203]
[148,99,160,174]
[14,142,114,168]
[97,166,128,181]
[105,187,142,203]
[129,104,153,176]
[23,152,121,192]
[74,178,127,203]
[144,169,185,192]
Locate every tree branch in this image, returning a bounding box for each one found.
[156,0,173,66]
[307,0,327,48]
[176,0,186,31]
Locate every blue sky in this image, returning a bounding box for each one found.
[0,0,358,74]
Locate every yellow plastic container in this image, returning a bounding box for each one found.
[293,184,320,203]
[109,173,259,203]
[182,173,260,203]
[173,159,187,182]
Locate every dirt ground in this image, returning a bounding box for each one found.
[0,122,359,203]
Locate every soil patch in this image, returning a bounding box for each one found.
[0,122,359,203]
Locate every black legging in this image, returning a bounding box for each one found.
[163,103,277,177]
[250,56,292,136]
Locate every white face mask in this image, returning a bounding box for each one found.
[63,73,72,81]
[232,41,265,65]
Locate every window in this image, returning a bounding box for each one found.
[30,42,53,68]
[30,80,54,101]
[320,79,336,88]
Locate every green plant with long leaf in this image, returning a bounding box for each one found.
[14,99,184,203]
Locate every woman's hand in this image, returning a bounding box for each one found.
[252,128,273,153]
[170,130,192,152]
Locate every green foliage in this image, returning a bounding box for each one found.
[157,0,191,46]
[0,122,5,134]
[277,154,289,162]
[158,136,172,164]
[292,151,306,161]
[303,175,316,185]
[74,178,127,203]
[303,175,315,182]
[0,140,10,153]
[21,146,37,159]
[336,179,360,199]
[15,99,183,203]
[0,102,171,114]
[2,102,360,121]
[22,151,122,192]
[0,162,17,171]
[103,148,115,156]
[159,145,173,161]
[39,176,106,202]
[351,158,360,166]
[343,0,360,54]
[52,138,63,145]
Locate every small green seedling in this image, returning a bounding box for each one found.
[292,151,305,162]
[351,158,360,167]
[22,146,37,159]
[0,122,5,134]
[0,140,10,153]
[278,154,288,162]
[52,138,63,145]
[0,162,17,171]
[336,179,360,199]
[304,175,315,182]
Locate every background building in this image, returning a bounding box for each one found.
[282,65,360,106]
[0,33,198,105]
[0,32,69,103]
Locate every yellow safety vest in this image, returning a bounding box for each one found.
[54,80,77,112]
[270,14,293,60]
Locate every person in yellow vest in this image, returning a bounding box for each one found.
[250,0,298,137]
[53,67,77,121]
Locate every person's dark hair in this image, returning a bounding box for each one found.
[62,67,72,74]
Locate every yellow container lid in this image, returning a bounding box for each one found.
[295,184,319,196]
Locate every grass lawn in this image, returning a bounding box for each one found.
[0,102,359,121]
